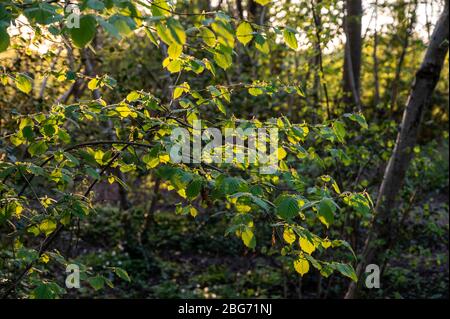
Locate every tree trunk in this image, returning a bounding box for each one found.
[343,0,362,111]
[345,0,449,299]
[236,0,244,19]
[372,0,380,107]
[389,0,418,115]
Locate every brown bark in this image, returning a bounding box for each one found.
[236,0,244,19]
[343,0,362,111]
[345,0,449,299]
[372,0,380,106]
[311,0,331,119]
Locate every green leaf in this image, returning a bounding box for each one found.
[69,15,97,48]
[87,0,105,11]
[275,195,299,220]
[216,176,247,196]
[85,166,100,179]
[186,179,202,200]
[211,20,235,48]
[236,21,253,46]
[114,267,131,282]
[151,0,171,17]
[17,247,39,263]
[32,282,64,299]
[283,28,298,50]
[333,263,358,282]
[215,99,227,115]
[331,239,357,260]
[64,152,80,166]
[254,34,269,54]
[230,192,270,211]
[144,28,158,46]
[98,18,120,39]
[333,121,346,143]
[110,15,135,36]
[28,141,48,156]
[15,73,33,94]
[213,50,232,70]
[345,113,368,129]
[255,0,271,5]
[88,276,105,290]
[39,219,57,236]
[0,27,10,52]
[24,3,61,25]
[200,27,216,47]
[167,18,186,45]
[156,23,173,45]
[317,198,336,228]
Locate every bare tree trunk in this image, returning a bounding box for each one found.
[345,1,449,299]
[311,0,323,115]
[389,0,418,115]
[372,0,380,107]
[310,0,331,119]
[236,0,244,19]
[343,0,362,111]
[247,0,264,22]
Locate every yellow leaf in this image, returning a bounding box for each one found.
[173,82,190,99]
[283,28,298,50]
[299,237,316,254]
[173,87,184,99]
[248,87,263,96]
[332,181,341,194]
[277,147,287,160]
[236,21,253,46]
[322,238,331,249]
[15,73,33,94]
[177,188,186,198]
[40,254,50,264]
[159,154,170,163]
[283,228,296,244]
[87,77,100,90]
[235,202,252,213]
[15,205,23,218]
[116,104,133,118]
[277,118,284,128]
[166,59,182,73]
[255,0,271,5]
[242,228,256,249]
[294,257,309,276]
[189,206,198,217]
[126,91,141,102]
[168,43,183,59]
[146,157,160,169]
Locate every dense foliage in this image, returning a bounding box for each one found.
[0,0,448,299]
